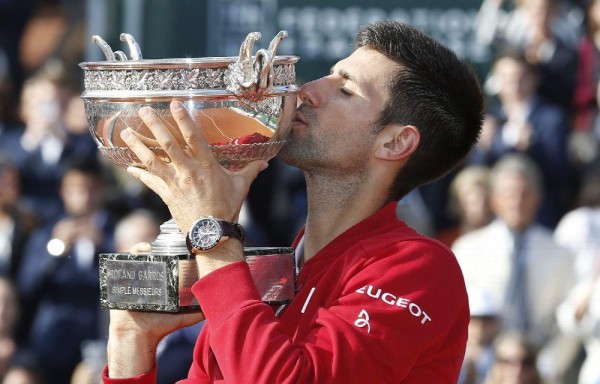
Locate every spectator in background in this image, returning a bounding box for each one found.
[554,160,600,281]
[112,209,160,253]
[0,155,37,282]
[483,332,544,384]
[554,161,600,384]
[0,278,22,380]
[63,95,89,137]
[569,0,600,167]
[1,358,44,384]
[476,0,582,50]
[396,189,435,237]
[470,51,573,228]
[459,288,502,384]
[114,211,202,384]
[476,0,580,111]
[573,0,600,132]
[70,209,161,384]
[556,251,600,384]
[453,154,577,383]
[156,322,203,384]
[1,61,97,223]
[574,79,600,167]
[0,0,35,92]
[437,165,493,247]
[16,158,114,384]
[0,77,20,139]
[70,209,202,384]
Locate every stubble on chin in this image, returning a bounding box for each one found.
[278,137,312,168]
[279,106,329,168]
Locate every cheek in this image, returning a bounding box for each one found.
[327,95,380,125]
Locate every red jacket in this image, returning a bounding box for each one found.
[103,202,469,383]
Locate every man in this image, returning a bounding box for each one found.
[452,153,576,383]
[103,21,484,383]
[469,50,573,229]
[16,158,113,384]
[458,287,501,384]
[1,63,97,222]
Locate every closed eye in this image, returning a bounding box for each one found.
[340,88,352,97]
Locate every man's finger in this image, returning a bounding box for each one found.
[121,128,170,175]
[138,106,187,165]
[170,101,215,164]
[126,166,169,201]
[130,242,152,254]
[234,160,269,189]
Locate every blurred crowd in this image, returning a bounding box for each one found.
[2,0,600,383]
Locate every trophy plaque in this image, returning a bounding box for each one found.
[81,31,298,312]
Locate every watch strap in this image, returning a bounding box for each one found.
[219,220,245,243]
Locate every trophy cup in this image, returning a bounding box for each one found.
[80,31,299,312]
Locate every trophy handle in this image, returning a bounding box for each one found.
[226,30,289,100]
[238,32,261,64]
[267,31,288,58]
[91,34,143,61]
[91,35,116,61]
[120,33,143,60]
[254,49,272,91]
[256,31,288,90]
[114,51,128,61]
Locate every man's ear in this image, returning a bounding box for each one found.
[374,124,420,161]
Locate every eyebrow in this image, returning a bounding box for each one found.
[330,66,359,85]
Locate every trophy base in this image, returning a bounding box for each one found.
[100,247,295,312]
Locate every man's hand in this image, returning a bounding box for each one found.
[119,101,268,234]
[108,101,269,378]
[107,306,205,378]
[106,241,205,378]
[51,217,103,251]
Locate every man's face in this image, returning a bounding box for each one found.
[494,58,537,103]
[456,183,491,228]
[20,80,64,133]
[494,340,538,384]
[468,315,500,347]
[60,170,101,217]
[279,47,399,174]
[490,170,540,232]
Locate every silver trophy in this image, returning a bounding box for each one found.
[80,32,298,312]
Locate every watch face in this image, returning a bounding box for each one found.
[190,217,222,250]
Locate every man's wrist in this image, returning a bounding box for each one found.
[107,330,157,378]
[195,238,244,278]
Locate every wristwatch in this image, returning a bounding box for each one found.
[186,216,245,253]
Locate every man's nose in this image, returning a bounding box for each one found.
[297,78,322,108]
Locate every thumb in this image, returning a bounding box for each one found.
[235,160,269,186]
[130,242,152,254]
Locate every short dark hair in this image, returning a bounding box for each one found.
[355,21,484,201]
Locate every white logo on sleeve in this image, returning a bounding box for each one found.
[355,285,432,325]
[354,309,371,333]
